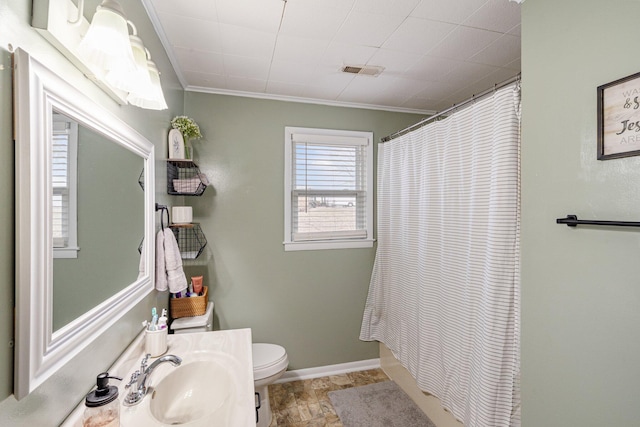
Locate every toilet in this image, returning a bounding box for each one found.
[170,302,289,427]
[252,342,288,427]
[170,301,215,333]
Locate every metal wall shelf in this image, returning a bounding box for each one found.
[169,223,207,259]
[167,160,208,196]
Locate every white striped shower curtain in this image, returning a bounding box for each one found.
[360,83,521,427]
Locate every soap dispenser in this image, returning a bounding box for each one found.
[83,372,122,427]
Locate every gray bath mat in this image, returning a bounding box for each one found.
[328,381,436,427]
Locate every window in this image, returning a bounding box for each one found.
[284,127,374,251]
[52,113,79,258]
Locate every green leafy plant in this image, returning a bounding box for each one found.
[171,116,203,141]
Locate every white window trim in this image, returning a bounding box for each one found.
[284,126,374,251]
[53,113,79,259]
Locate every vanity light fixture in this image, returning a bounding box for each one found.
[32,0,167,110]
[77,0,137,78]
[105,22,152,94]
[127,51,168,110]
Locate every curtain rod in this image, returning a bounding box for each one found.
[380,73,521,143]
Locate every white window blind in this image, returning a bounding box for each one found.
[52,113,78,257]
[284,127,373,251]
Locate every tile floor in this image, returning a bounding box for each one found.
[267,368,390,427]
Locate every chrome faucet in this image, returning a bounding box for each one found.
[124,353,182,406]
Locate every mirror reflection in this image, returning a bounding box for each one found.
[51,110,144,332]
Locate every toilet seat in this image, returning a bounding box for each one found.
[252,343,288,381]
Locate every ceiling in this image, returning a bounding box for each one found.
[142,0,521,113]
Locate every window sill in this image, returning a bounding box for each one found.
[53,247,80,259]
[284,239,375,252]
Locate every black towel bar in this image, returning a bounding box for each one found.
[556,214,640,228]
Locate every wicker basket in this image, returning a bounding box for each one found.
[170,286,208,318]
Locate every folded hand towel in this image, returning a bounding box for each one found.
[163,228,188,293]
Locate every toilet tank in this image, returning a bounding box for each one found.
[170,301,214,334]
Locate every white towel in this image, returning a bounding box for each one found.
[155,229,188,293]
[155,230,167,291]
[164,228,188,293]
[137,238,146,281]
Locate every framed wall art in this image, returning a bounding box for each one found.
[168,128,185,160]
[597,71,640,160]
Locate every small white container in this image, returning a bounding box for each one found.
[172,206,193,224]
[145,328,167,357]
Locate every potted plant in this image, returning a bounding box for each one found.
[171,116,203,159]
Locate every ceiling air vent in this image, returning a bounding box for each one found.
[341,65,384,77]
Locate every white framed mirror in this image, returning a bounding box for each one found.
[13,48,156,399]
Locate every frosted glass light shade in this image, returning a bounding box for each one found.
[78,0,136,76]
[105,34,151,93]
[127,60,168,110]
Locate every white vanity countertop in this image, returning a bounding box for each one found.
[62,328,255,427]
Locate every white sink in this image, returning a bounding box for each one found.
[149,359,234,425]
[114,330,254,427]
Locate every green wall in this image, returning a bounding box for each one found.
[521,1,640,425]
[0,0,183,424]
[184,92,423,369]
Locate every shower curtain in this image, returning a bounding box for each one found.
[360,83,521,427]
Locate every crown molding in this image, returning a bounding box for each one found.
[185,85,435,115]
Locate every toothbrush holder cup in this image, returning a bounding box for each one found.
[145,328,168,357]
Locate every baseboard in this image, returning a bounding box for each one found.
[276,358,381,384]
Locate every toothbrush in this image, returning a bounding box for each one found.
[150,314,158,331]
[150,307,158,331]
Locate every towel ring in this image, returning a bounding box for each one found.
[155,203,170,231]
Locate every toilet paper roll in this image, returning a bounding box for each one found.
[172,206,192,224]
